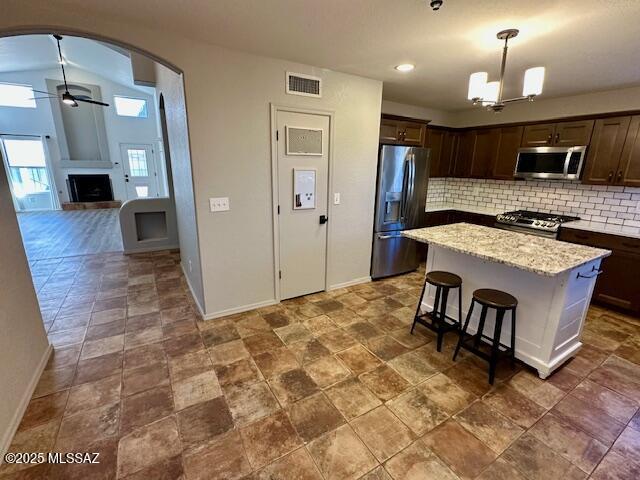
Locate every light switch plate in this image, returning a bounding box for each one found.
[334,193,341,205]
[210,197,230,212]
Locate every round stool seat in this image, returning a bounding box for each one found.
[473,288,518,309]
[425,271,462,288]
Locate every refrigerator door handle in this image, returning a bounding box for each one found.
[409,154,416,212]
[400,158,410,221]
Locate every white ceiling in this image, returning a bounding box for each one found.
[0,35,151,93]
[11,1,640,111]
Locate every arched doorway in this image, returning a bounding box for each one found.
[0,28,201,468]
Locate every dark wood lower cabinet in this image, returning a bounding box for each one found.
[558,228,640,316]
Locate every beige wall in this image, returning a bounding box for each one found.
[0,4,382,320]
[154,64,205,311]
[182,46,382,317]
[385,85,640,129]
[450,85,640,127]
[381,99,454,126]
[0,150,50,455]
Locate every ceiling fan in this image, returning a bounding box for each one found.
[31,34,109,108]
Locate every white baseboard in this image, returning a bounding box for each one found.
[1,344,52,460]
[180,262,205,318]
[202,298,279,321]
[328,276,371,291]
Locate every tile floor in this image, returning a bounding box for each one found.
[1,249,639,479]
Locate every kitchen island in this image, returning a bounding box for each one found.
[403,223,611,378]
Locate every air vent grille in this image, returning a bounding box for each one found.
[286,72,322,97]
[286,127,323,155]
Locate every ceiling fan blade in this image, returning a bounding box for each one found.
[29,97,58,100]
[75,97,110,107]
[32,89,57,96]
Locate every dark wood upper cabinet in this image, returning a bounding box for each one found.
[426,128,460,177]
[582,116,631,184]
[554,120,594,146]
[470,129,500,178]
[379,119,401,143]
[493,126,524,179]
[402,122,425,145]
[425,128,444,177]
[453,131,475,177]
[521,124,555,147]
[619,115,640,187]
[379,117,425,146]
[522,120,593,148]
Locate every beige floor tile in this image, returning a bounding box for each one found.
[307,424,378,480]
[351,406,413,462]
[240,410,302,469]
[172,370,222,411]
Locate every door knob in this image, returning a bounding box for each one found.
[319,215,328,225]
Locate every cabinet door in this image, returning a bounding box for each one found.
[453,131,475,177]
[470,129,500,178]
[582,116,631,184]
[554,120,594,146]
[521,123,555,147]
[380,119,401,143]
[439,131,459,177]
[619,115,640,187]
[493,126,524,179]
[593,250,640,313]
[425,128,445,177]
[401,122,425,146]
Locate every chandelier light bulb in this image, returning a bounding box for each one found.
[523,67,545,97]
[483,81,500,104]
[467,72,488,100]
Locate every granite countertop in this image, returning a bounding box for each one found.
[403,223,611,277]
[425,203,504,216]
[425,203,640,239]
[562,220,640,240]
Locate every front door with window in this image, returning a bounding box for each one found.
[120,144,158,199]
[0,136,56,211]
[276,110,330,300]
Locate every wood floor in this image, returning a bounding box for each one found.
[17,209,123,260]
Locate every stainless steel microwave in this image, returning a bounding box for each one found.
[514,146,587,180]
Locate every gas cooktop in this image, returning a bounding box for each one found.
[495,210,580,237]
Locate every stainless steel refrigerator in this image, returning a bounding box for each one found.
[371,145,430,279]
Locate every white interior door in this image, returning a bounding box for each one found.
[0,136,56,211]
[276,110,330,300]
[120,143,158,199]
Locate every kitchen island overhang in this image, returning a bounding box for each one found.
[403,223,612,378]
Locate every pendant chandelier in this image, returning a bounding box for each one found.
[467,29,545,112]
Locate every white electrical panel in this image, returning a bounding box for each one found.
[293,168,316,210]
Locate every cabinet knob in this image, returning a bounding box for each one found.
[547,133,552,143]
[617,170,623,182]
[608,171,614,181]
[555,133,560,143]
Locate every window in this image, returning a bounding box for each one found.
[127,149,149,177]
[135,186,149,198]
[114,96,148,118]
[0,83,36,108]
[1,137,53,210]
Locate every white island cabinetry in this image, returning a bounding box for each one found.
[403,223,611,379]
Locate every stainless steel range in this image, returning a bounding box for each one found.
[495,210,580,238]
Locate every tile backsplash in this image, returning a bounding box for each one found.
[426,177,640,228]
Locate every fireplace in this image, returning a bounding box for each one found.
[67,174,114,202]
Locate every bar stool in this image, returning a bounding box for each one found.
[453,288,517,384]
[411,271,462,352]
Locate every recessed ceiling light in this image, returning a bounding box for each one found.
[395,64,415,72]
